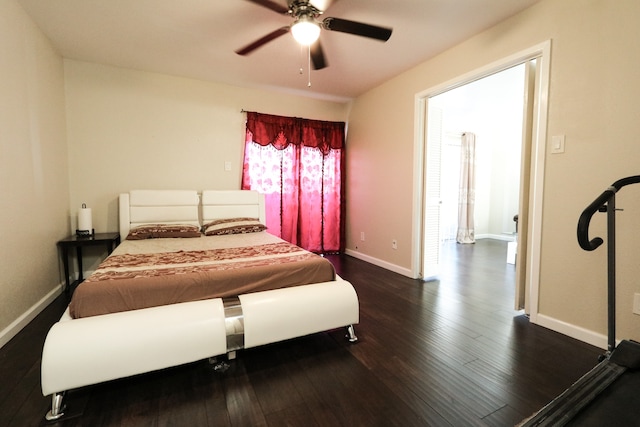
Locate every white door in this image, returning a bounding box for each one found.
[422,106,443,279]
[514,59,537,312]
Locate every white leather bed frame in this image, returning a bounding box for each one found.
[41,190,359,421]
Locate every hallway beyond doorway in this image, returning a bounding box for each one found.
[437,238,519,315]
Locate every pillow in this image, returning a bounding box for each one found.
[127,224,201,240]
[203,218,267,236]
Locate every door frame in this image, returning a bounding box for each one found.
[411,40,551,323]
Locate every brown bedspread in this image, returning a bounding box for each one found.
[69,238,335,318]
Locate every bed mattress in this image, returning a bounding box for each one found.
[69,231,335,318]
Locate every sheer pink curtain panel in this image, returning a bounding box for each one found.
[241,112,345,253]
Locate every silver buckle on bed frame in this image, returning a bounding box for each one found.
[223,296,244,355]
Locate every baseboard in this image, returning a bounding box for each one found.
[344,249,414,278]
[0,284,62,349]
[476,233,516,242]
[534,313,607,350]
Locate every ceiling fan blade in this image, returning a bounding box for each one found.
[235,27,290,56]
[322,17,392,41]
[310,41,327,70]
[245,0,289,14]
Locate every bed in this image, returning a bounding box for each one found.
[41,190,359,421]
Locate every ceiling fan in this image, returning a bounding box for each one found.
[235,0,393,70]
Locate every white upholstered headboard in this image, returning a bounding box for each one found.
[201,190,266,225]
[119,190,200,238]
[118,190,266,239]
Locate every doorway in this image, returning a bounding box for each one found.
[411,41,551,319]
[426,63,525,284]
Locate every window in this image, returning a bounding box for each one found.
[241,112,345,253]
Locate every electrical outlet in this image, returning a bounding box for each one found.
[633,293,640,315]
[360,232,365,241]
[392,239,397,250]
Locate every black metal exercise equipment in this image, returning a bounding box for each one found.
[521,175,640,426]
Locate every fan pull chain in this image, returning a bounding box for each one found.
[297,44,312,88]
[299,43,304,75]
[307,45,312,87]
[299,44,304,75]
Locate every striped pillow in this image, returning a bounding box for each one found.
[127,224,201,240]
[202,218,266,236]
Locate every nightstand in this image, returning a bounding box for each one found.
[57,232,121,296]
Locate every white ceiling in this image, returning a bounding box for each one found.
[17,0,540,102]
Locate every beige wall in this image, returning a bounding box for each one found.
[64,60,349,238]
[346,0,640,344]
[0,0,69,339]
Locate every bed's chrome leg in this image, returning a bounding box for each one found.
[44,392,65,421]
[208,356,230,373]
[346,324,358,343]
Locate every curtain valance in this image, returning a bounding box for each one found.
[246,111,345,155]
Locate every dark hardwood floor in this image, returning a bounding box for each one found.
[0,239,603,426]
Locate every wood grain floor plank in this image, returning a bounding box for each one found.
[223,361,268,427]
[0,239,607,426]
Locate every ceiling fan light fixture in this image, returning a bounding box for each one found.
[291,15,320,46]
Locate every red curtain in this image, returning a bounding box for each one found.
[241,112,345,253]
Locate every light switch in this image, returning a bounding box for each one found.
[224,161,232,171]
[551,135,565,154]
